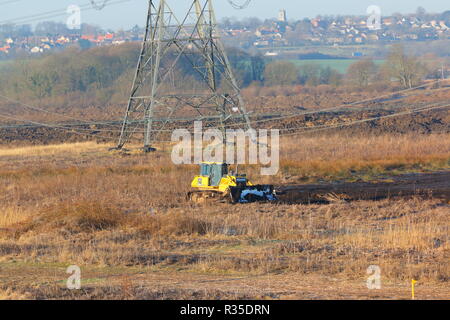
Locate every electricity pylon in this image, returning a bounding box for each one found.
[116,0,252,151]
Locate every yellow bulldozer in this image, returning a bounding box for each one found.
[187,162,277,203]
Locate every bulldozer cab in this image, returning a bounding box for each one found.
[200,162,228,187]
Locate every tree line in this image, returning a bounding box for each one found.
[0,44,265,103]
[0,43,445,106]
[263,45,447,89]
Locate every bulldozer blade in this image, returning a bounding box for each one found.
[230,185,277,203]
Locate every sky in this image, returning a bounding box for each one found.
[0,0,448,30]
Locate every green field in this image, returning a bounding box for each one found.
[290,59,385,74]
[0,60,11,70]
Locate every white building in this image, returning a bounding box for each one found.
[278,9,287,22]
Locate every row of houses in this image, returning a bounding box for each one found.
[223,12,450,48]
[2,12,450,54]
[0,32,140,56]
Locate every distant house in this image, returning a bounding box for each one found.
[383,18,394,26]
[311,19,320,28]
[327,37,345,44]
[439,21,449,30]
[81,35,96,41]
[264,51,279,57]
[255,28,279,37]
[309,37,322,43]
[400,34,418,40]
[56,36,70,44]
[30,47,43,53]
[253,40,270,47]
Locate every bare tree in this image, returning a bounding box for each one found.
[416,6,427,20]
[383,45,425,89]
[347,58,377,87]
[263,61,298,86]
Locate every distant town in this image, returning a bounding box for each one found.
[1,8,449,58]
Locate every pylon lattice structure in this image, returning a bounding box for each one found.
[116,0,252,151]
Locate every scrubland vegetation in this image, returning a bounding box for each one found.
[0,29,448,300]
[0,132,448,299]
[0,42,446,111]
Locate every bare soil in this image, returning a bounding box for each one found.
[278,171,450,204]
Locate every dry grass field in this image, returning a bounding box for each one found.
[0,132,448,300]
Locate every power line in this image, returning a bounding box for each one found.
[0,3,92,25]
[257,101,447,133]
[225,79,449,128]
[280,103,450,137]
[0,0,22,6]
[0,93,125,130]
[0,0,132,26]
[226,0,252,10]
[90,0,110,10]
[0,93,90,122]
[0,112,117,140]
[1,102,446,143]
[0,79,447,134]
[251,79,448,125]
[103,80,449,135]
[0,0,252,24]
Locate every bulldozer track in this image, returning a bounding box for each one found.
[187,190,232,204]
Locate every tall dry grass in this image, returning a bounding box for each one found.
[0,133,448,299]
[281,133,450,163]
[1,198,447,283]
[0,207,31,228]
[273,133,450,182]
[0,142,109,157]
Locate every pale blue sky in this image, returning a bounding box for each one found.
[0,0,448,30]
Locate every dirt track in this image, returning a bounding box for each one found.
[277,171,450,204]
